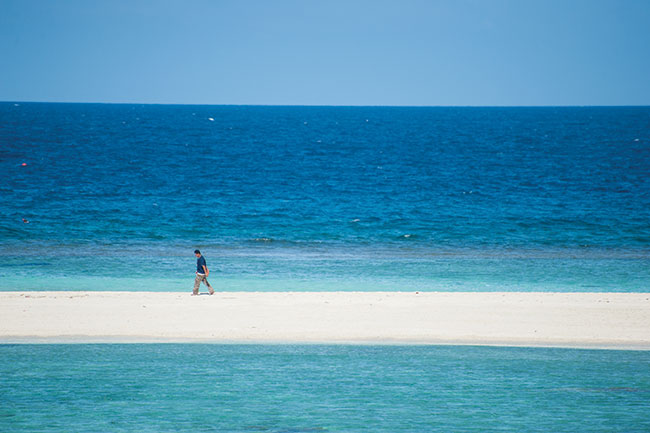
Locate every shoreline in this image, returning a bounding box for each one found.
[1,291,649,349]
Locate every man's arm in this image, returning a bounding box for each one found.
[202,265,209,276]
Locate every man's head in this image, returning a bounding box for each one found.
[194,249,201,257]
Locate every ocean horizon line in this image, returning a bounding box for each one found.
[4,100,650,108]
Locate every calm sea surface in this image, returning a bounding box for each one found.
[1,103,648,291]
[1,344,649,432]
[3,106,648,433]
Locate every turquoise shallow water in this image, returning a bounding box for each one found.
[1,345,649,432]
[1,245,649,291]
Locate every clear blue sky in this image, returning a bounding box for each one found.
[1,0,649,106]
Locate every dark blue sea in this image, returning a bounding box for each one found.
[1,103,649,291]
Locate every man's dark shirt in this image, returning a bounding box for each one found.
[196,256,207,274]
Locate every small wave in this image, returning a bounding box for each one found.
[0,225,25,234]
[253,237,274,242]
[245,426,326,433]
[552,387,647,394]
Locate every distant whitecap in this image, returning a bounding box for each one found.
[208,118,215,121]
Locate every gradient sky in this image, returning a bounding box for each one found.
[1,0,649,106]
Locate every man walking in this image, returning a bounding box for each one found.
[193,249,214,295]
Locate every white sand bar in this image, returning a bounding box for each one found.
[1,291,649,349]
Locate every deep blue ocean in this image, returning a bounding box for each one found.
[1,102,649,291]
[1,344,649,432]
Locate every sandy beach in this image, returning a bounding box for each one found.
[1,291,648,349]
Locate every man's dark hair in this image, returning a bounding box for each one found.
[194,249,200,254]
